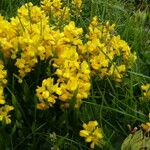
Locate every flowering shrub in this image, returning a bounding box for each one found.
[0,0,136,111]
[0,0,143,149]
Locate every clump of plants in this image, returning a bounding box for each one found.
[0,0,149,149]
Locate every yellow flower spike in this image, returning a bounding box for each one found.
[63,21,83,40]
[41,0,70,20]
[91,16,99,26]
[52,22,89,107]
[83,17,136,82]
[2,2,55,80]
[36,78,60,109]
[53,57,91,107]
[79,120,103,149]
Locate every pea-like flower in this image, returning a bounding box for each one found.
[79,120,103,149]
[0,105,14,124]
[36,78,61,109]
[141,84,150,100]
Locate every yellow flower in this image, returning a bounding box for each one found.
[72,0,82,8]
[79,120,103,149]
[0,105,14,124]
[0,87,6,104]
[80,17,136,82]
[140,84,150,100]
[108,64,126,82]
[0,61,7,86]
[36,78,60,109]
[2,2,55,80]
[53,56,91,108]
[67,77,78,91]
[141,122,150,131]
[41,0,69,20]
[37,103,48,110]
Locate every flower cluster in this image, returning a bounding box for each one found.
[79,120,103,149]
[41,0,69,22]
[0,0,136,117]
[0,105,14,124]
[140,113,150,133]
[36,78,61,109]
[12,3,56,80]
[80,16,136,82]
[0,61,7,105]
[53,21,91,108]
[36,21,91,108]
[141,121,150,131]
[72,0,82,8]
[0,61,14,124]
[0,2,55,81]
[0,0,136,109]
[0,15,13,57]
[140,83,150,100]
